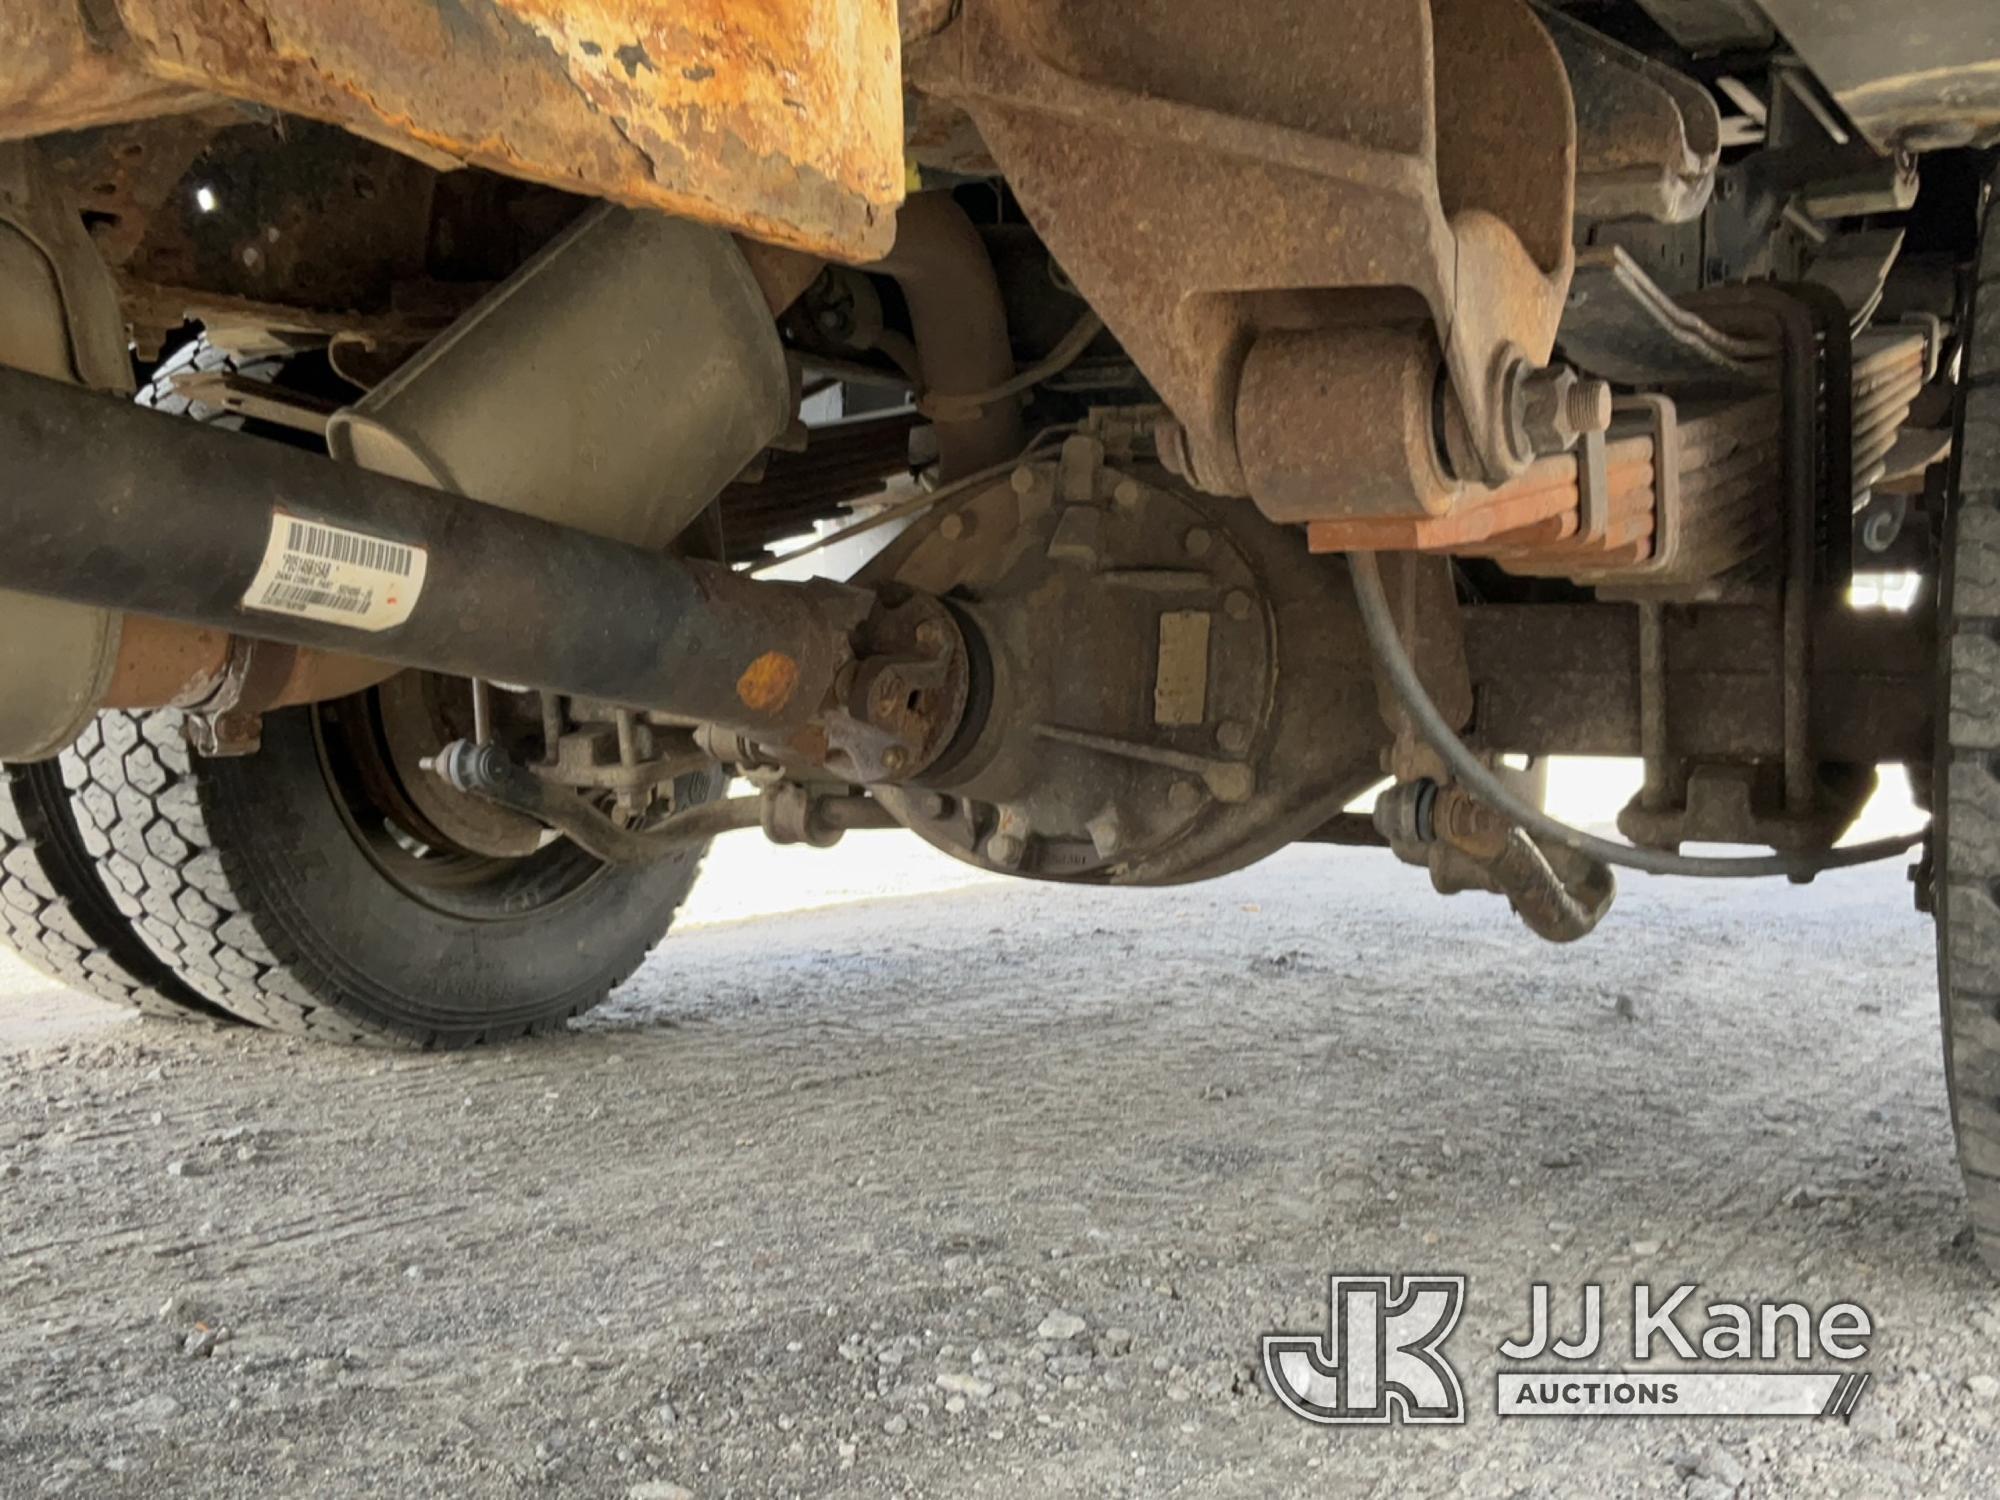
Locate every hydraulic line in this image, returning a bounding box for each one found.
[1346,551,1928,879]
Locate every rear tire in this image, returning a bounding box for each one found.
[0,333,283,1024]
[1937,167,2000,1270]
[63,703,720,1048]
[0,761,231,1022]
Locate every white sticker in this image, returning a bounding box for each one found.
[242,512,426,633]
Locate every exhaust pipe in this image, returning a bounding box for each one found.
[0,365,967,776]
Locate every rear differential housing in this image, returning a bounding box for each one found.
[862,430,1388,884]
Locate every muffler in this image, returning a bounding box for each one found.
[327,203,795,548]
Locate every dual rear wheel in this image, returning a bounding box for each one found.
[1937,169,2000,1271]
[2,694,717,1047]
[0,340,718,1046]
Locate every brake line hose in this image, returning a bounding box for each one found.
[1346,552,1929,879]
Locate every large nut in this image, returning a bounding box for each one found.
[1518,365,1612,456]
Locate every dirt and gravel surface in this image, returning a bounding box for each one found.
[3,833,1998,1498]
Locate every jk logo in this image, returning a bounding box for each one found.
[1262,1274,1467,1425]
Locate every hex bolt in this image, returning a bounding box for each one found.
[1184,527,1213,559]
[1113,479,1142,509]
[1166,780,1202,813]
[1434,784,1510,860]
[916,619,948,652]
[1010,466,1038,496]
[938,513,969,541]
[988,831,1025,866]
[1215,720,1251,754]
[1223,590,1254,621]
[881,745,910,775]
[1518,365,1612,456]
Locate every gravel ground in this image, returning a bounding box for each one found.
[1,837,1997,1498]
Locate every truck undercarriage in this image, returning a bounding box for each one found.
[2,0,2000,1257]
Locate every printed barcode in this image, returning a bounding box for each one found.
[260,582,370,616]
[244,510,425,632]
[286,519,413,577]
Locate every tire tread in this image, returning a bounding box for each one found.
[1940,171,2000,1270]
[62,710,703,1047]
[0,760,229,1022]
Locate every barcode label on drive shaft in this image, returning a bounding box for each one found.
[241,512,426,632]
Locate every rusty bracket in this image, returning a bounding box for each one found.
[1584,395,1681,586]
[1373,777,1616,942]
[1539,1,1720,224]
[3,0,905,260]
[911,0,1574,522]
[1573,427,1612,547]
[1365,553,1473,788]
[435,735,892,861]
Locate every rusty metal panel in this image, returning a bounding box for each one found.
[0,0,205,139]
[108,0,904,259]
[918,0,1574,517]
[1461,602,1932,765]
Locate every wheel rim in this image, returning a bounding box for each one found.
[310,676,608,922]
